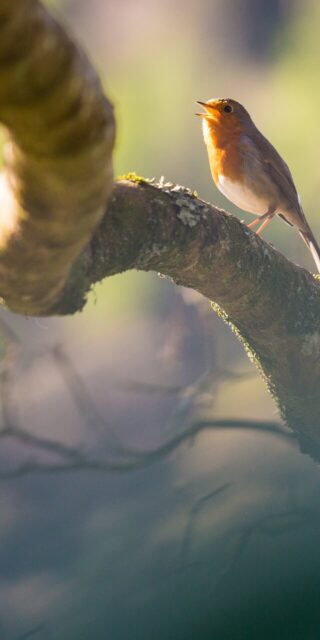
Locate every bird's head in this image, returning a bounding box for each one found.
[196,98,252,132]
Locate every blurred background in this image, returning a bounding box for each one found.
[1,1,320,639]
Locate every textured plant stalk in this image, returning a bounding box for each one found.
[56,178,320,444]
[0,0,115,314]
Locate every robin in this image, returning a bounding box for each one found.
[196,98,320,273]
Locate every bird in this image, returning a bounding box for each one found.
[196,97,320,273]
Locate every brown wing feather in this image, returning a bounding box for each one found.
[249,129,305,228]
[251,131,298,197]
[241,125,320,272]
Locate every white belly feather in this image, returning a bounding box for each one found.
[217,175,269,216]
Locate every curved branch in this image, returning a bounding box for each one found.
[0,0,115,314]
[56,178,320,441]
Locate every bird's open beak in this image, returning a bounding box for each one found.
[195,100,216,118]
[195,101,208,117]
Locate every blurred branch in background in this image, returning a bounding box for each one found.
[199,506,318,596]
[120,367,256,438]
[179,483,231,570]
[0,330,290,479]
[177,482,320,596]
[14,624,45,640]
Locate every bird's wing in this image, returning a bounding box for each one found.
[255,132,297,193]
[246,130,304,227]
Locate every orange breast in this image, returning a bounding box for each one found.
[203,118,244,185]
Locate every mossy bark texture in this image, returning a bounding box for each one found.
[0,2,318,447]
[69,179,319,442]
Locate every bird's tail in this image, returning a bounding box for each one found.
[299,223,320,274]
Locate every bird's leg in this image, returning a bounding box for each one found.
[247,207,276,234]
[255,216,273,235]
[247,209,271,229]
[247,217,262,228]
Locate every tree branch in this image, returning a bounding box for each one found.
[0,0,115,314]
[56,178,320,442]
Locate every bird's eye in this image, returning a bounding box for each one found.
[223,104,233,113]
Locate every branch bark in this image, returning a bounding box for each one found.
[0,0,115,314]
[62,179,319,444]
[0,1,318,453]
